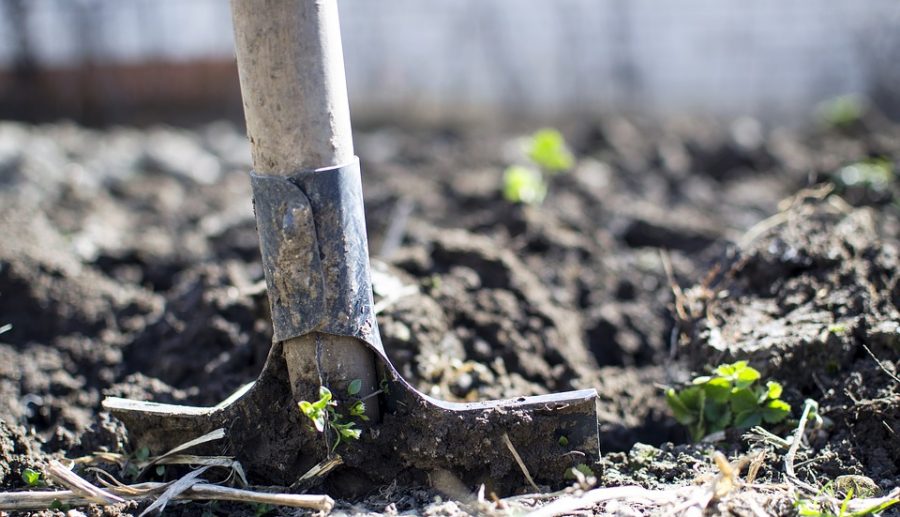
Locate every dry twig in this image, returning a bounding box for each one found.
[46,460,124,506]
[293,455,344,488]
[525,485,682,517]
[502,433,540,493]
[784,400,818,494]
[0,481,334,513]
[138,466,210,516]
[862,344,900,385]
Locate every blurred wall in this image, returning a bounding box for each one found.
[1,0,898,124]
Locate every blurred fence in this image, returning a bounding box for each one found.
[1,0,899,124]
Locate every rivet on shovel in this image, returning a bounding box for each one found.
[103,0,599,493]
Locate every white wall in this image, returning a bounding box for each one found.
[2,0,899,122]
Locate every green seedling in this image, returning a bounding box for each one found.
[502,128,575,205]
[564,463,595,480]
[503,165,547,205]
[796,485,898,517]
[347,378,362,396]
[527,128,575,173]
[666,360,791,442]
[135,446,151,463]
[21,468,42,487]
[298,386,336,434]
[50,499,71,512]
[298,380,376,453]
[816,94,866,129]
[834,159,894,192]
[124,445,152,480]
[828,323,849,335]
[253,502,274,517]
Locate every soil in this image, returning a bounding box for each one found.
[0,113,898,515]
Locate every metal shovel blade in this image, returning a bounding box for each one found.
[104,339,598,491]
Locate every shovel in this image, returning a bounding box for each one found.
[103,0,599,493]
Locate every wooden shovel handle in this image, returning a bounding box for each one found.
[231,0,354,173]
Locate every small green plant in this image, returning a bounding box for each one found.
[21,468,42,487]
[816,95,867,130]
[527,128,575,173]
[252,502,274,517]
[503,165,547,205]
[124,445,152,480]
[828,323,849,335]
[135,446,151,463]
[666,361,791,442]
[298,382,373,453]
[502,128,574,205]
[834,158,894,192]
[796,485,898,517]
[564,463,595,480]
[50,499,71,512]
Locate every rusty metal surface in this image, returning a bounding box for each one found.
[250,159,382,350]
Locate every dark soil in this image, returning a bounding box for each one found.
[0,113,898,515]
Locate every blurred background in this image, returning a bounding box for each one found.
[1,0,899,126]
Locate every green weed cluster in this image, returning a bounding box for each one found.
[796,485,898,517]
[817,95,867,129]
[298,380,369,452]
[21,468,42,487]
[834,158,894,192]
[666,361,791,442]
[503,128,574,205]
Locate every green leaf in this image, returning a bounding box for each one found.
[299,400,314,416]
[349,400,366,417]
[691,375,712,385]
[733,410,762,429]
[734,365,761,388]
[836,159,894,190]
[503,165,547,205]
[51,499,70,512]
[677,386,703,411]
[339,426,361,441]
[714,361,742,377]
[21,468,41,487]
[310,387,332,411]
[311,413,326,432]
[765,381,783,401]
[817,94,865,128]
[155,465,166,477]
[702,377,733,403]
[704,404,732,434]
[564,463,595,480]
[558,435,569,447]
[689,423,707,442]
[762,399,791,424]
[730,387,760,414]
[527,128,574,173]
[135,446,151,463]
[318,386,332,403]
[666,388,696,425]
[347,379,362,396]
